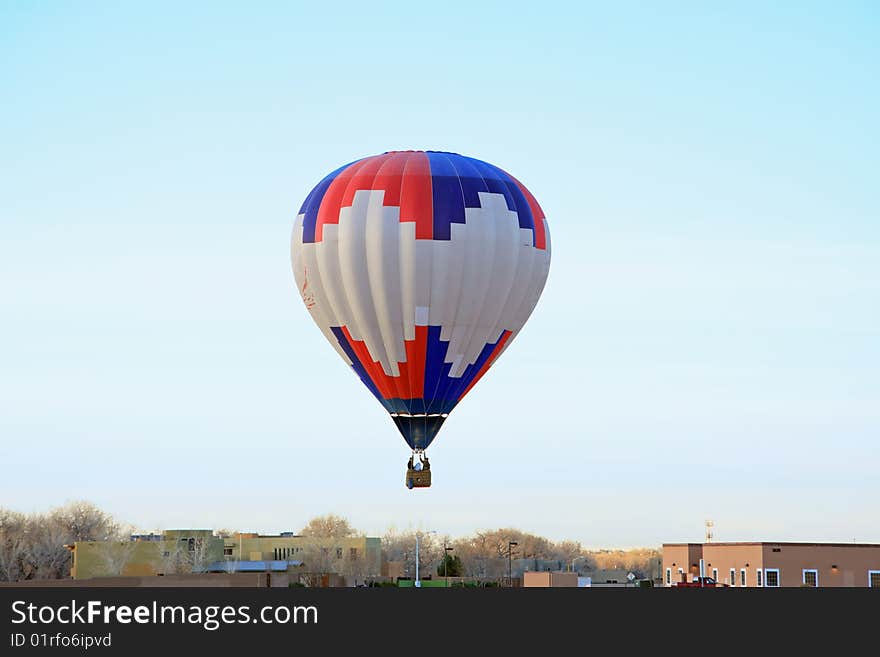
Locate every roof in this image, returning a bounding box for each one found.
[663,542,880,548]
[200,560,303,573]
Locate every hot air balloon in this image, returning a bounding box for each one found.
[290,151,550,488]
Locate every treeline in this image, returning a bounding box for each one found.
[0,505,660,582]
[271,516,661,579]
[382,526,660,579]
[0,501,126,581]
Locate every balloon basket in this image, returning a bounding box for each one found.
[405,469,432,489]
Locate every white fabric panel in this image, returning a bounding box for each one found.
[491,228,537,339]
[364,190,406,375]
[414,241,433,318]
[460,192,519,366]
[512,236,551,335]
[291,191,551,380]
[291,214,351,364]
[399,222,417,340]
[338,191,394,374]
[446,196,496,377]
[315,223,355,336]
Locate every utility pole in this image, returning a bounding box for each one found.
[444,541,454,587]
[508,541,518,588]
[415,530,435,588]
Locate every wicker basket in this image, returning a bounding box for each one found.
[405,468,432,488]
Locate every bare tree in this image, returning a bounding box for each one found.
[155,536,216,575]
[49,501,121,542]
[25,516,74,579]
[299,538,337,585]
[299,514,360,539]
[381,529,440,578]
[96,540,137,577]
[381,527,409,563]
[342,546,369,585]
[189,536,215,573]
[434,528,600,579]
[586,547,661,579]
[0,509,28,582]
[155,541,190,575]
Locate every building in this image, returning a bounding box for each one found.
[224,533,381,579]
[3,574,286,588]
[69,530,224,579]
[663,542,880,587]
[523,571,579,587]
[70,529,382,582]
[585,568,638,587]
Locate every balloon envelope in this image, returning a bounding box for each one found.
[291,151,551,451]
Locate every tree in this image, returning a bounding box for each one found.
[25,516,75,579]
[381,528,440,579]
[436,553,463,578]
[155,536,216,575]
[342,546,368,586]
[96,540,137,577]
[49,501,120,542]
[430,528,606,578]
[301,541,335,573]
[553,540,585,566]
[0,509,28,582]
[299,514,360,539]
[585,548,661,579]
[0,503,129,581]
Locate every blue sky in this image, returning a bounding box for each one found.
[1,1,877,547]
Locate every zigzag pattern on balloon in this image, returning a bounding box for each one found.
[291,151,550,450]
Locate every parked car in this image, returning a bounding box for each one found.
[674,576,727,588]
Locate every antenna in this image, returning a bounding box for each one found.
[705,520,714,544]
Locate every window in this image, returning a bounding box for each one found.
[730,569,736,587]
[350,548,358,559]
[336,547,343,559]
[803,569,818,587]
[741,569,746,587]
[712,568,718,582]
[224,547,232,556]
[869,571,880,588]
[765,569,780,587]
[665,568,671,585]
[757,568,763,587]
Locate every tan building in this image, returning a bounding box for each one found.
[224,533,381,578]
[70,530,381,582]
[6,573,289,588]
[663,542,880,588]
[70,529,224,579]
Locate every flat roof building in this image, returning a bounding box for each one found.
[69,530,381,583]
[663,542,880,588]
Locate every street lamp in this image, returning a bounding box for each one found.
[444,542,454,587]
[415,530,436,588]
[508,541,518,587]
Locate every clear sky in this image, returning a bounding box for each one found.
[1,1,877,547]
